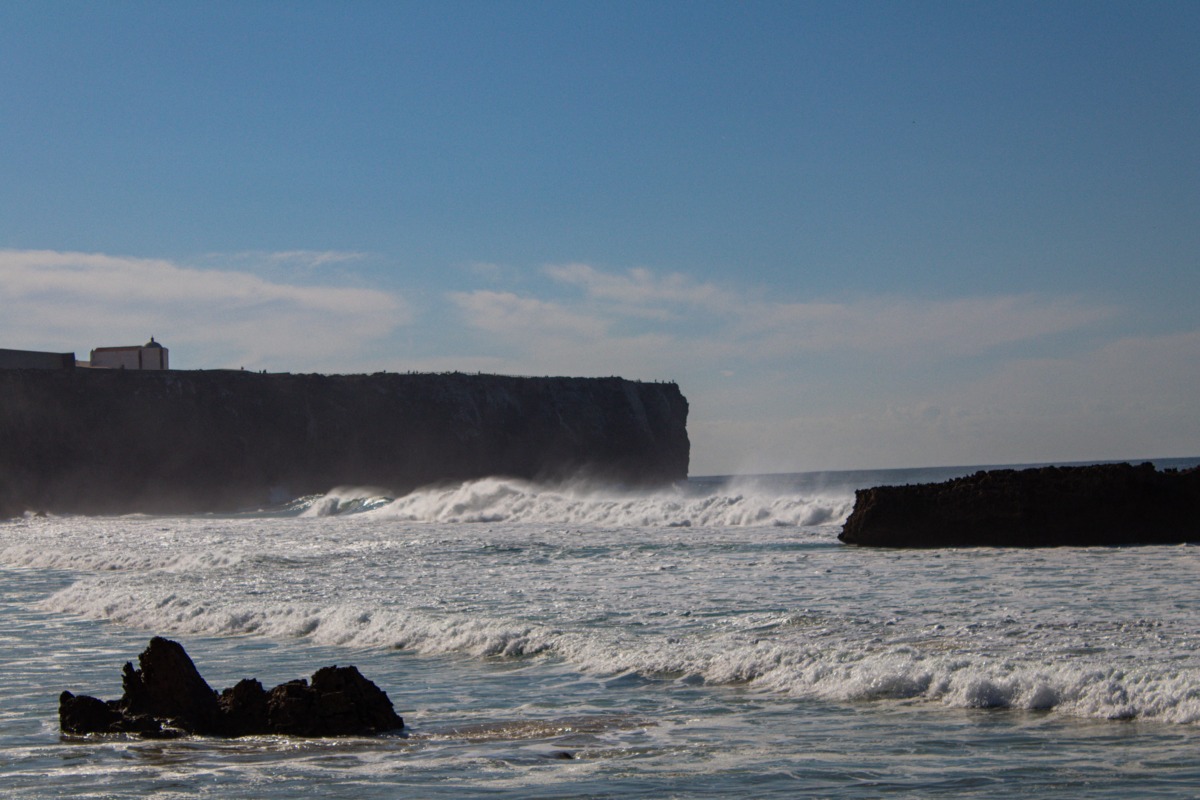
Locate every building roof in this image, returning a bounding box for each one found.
[92,337,166,353]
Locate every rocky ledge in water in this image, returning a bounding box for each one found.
[59,637,404,738]
[838,462,1200,548]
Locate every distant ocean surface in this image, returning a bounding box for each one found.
[3,458,1200,798]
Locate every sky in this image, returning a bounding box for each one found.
[2,1,1197,475]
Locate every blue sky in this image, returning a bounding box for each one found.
[2,1,1197,474]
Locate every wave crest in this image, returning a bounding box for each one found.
[289,478,854,528]
[37,579,1200,724]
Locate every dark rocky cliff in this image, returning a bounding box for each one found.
[0,370,689,516]
[839,462,1200,547]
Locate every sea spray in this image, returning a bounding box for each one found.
[304,477,857,528]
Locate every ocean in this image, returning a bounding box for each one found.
[3,459,1199,798]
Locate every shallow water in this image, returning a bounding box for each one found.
[3,463,1199,797]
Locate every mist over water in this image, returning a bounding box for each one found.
[3,461,1200,797]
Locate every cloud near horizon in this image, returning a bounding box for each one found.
[700,327,1200,473]
[445,263,1195,472]
[448,263,1117,370]
[0,249,407,370]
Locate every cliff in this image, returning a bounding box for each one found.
[0,370,689,516]
[838,462,1200,547]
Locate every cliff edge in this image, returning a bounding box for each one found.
[0,370,689,516]
[838,462,1200,547]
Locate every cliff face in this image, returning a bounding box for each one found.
[838,463,1200,547]
[0,370,689,516]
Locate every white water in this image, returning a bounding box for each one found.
[3,466,1200,797]
[300,476,851,527]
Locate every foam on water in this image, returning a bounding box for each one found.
[6,467,1200,798]
[8,475,1200,726]
[33,571,1200,724]
[279,477,853,528]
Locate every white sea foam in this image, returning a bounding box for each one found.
[8,474,1200,725]
[353,477,853,527]
[35,575,1200,724]
[0,517,248,573]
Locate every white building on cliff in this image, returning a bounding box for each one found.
[89,338,169,370]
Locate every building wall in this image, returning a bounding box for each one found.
[90,348,141,370]
[143,346,168,370]
[90,345,169,370]
[0,348,76,370]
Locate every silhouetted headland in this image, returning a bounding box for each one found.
[0,369,689,517]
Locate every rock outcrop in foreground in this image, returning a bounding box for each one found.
[60,637,404,738]
[839,462,1200,547]
[0,369,689,516]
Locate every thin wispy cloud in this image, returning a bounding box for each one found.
[453,263,1117,370]
[443,262,1187,471]
[544,263,736,316]
[448,290,609,341]
[264,250,370,268]
[461,261,515,283]
[203,250,372,279]
[0,250,408,370]
[734,294,1117,358]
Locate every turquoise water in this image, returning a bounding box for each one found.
[2,462,1199,797]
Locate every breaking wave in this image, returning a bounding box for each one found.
[11,467,1200,727]
[36,579,1200,724]
[291,477,853,528]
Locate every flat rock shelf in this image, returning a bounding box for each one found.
[839,462,1200,547]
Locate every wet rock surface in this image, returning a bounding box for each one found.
[59,637,404,738]
[839,462,1200,548]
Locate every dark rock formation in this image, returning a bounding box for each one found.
[218,678,270,736]
[121,636,223,734]
[60,637,404,738]
[0,369,689,516]
[58,691,166,737]
[839,462,1200,548]
[261,666,403,737]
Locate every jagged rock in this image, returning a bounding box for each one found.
[0,370,689,516]
[839,462,1200,548]
[59,692,126,734]
[122,636,222,734]
[305,665,405,736]
[257,666,404,736]
[60,638,404,738]
[217,678,269,736]
[58,692,175,737]
[266,679,317,735]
